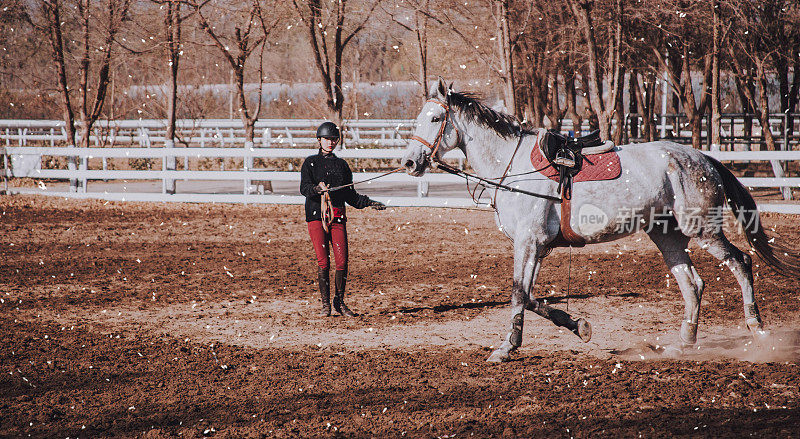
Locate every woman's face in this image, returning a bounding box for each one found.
[319,137,338,153]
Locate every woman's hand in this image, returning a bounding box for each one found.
[369,200,386,210]
[314,182,329,194]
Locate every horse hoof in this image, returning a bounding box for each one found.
[575,318,592,342]
[487,350,510,363]
[751,328,771,342]
[680,322,698,346]
[746,318,764,333]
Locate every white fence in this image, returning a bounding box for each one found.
[2,119,799,212]
[0,118,416,148]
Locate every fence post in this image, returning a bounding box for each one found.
[102,128,108,179]
[164,139,176,195]
[784,112,790,155]
[262,127,271,147]
[2,147,8,195]
[79,144,88,193]
[244,140,253,196]
[417,180,429,197]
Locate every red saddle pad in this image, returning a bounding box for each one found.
[530,144,622,183]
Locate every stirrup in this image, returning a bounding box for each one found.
[553,149,576,168]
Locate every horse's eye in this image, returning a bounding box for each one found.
[431,116,441,122]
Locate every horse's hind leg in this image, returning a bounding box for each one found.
[696,232,764,333]
[648,230,705,346]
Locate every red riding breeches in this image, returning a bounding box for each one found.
[308,220,348,271]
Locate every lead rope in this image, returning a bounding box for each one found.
[320,167,404,232]
[324,167,405,193]
[321,190,333,233]
[566,246,572,312]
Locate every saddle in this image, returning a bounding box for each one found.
[537,130,617,248]
[541,129,609,192]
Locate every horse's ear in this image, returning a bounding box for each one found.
[436,76,447,97]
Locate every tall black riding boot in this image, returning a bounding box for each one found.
[333,270,358,317]
[317,267,331,317]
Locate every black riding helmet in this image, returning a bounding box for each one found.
[316,121,340,139]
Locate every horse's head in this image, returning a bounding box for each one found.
[403,77,461,176]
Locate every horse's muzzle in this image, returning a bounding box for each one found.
[403,156,428,176]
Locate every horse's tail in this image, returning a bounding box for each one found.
[707,156,800,278]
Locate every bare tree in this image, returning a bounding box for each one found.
[149,0,192,193]
[726,0,785,151]
[566,0,624,142]
[383,0,439,104]
[438,0,531,117]
[630,69,659,141]
[293,0,379,125]
[515,1,573,129]
[643,0,713,149]
[189,0,280,146]
[710,0,722,149]
[772,2,800,142]
[27,0,131,191]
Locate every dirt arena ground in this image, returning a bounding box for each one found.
[1,195,799,438]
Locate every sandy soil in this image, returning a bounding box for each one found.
[1,195,799,438]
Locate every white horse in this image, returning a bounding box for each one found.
[402,78,800,362]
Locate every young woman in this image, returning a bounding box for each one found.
[300,122,386,317]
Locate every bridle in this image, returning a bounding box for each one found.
[409,99,459,165]
[409,100,561,203]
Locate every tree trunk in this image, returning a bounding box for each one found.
[735,74,755,149]
[568,0,623,141]
[613,66,626,145]
[628,72,639,140]
[545,72,563,131]
[776,48,799,143]
[710,0,722,150]
[564,73,582,135]
[415,20,428,102]
[164,0,181,194]
[677,45,712,149]
[689,114,703,150]
[755,59,777,151]
[44,0,77,148]
[496,0,516,115]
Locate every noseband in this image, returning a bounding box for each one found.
[410,99,456,164]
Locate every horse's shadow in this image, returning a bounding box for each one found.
[540,291,640,304]
[382,291,639,315]
[383,300,511,315]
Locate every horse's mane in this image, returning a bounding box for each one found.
[445,90,534,139]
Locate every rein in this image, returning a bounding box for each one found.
[435,161,561,202]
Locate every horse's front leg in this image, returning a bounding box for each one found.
[527,291,592,342]
[487,240,540,363]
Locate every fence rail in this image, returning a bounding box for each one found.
[2,118,799,213]
[0,118,416,148]
[3,114,799,149]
